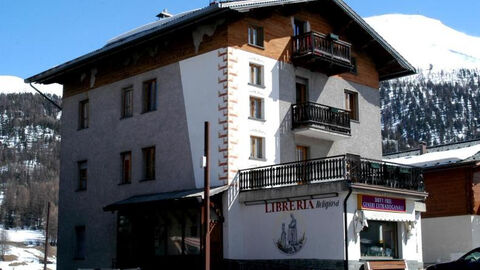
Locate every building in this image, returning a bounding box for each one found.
[26,0,427,269]
[385,140,480,265]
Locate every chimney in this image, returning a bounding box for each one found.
[419,142,427,155]
[156,9,172,19]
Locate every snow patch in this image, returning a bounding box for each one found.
[0,76,62,96]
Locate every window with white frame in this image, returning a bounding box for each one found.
[248,25,264,48]
[249,96,264,120]
[250,136,264,160]
[249,63,264,87]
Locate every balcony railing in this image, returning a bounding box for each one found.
[292,102,351,135]
[292,31,353,74]
[239,155,424,192]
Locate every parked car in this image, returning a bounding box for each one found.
[426,248,480,270]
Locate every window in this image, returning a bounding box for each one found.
[345,90,359,121]
[295,145,309,161]
[350,57,358,74]
[250,136,264,160]
[249,96,264,120]
[248,25,264,48]
[142,146,155,180]
[121,86,133,118]
[249,63,263,87]
[360,221,398,258]
[121,152,132,184]
[74,226,86,260]
[142,79,157,113]
[79,99,89,129]
[77,161,87,191]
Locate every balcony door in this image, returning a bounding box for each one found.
[294,19,307,36]
[296,80,308,104]
[296,145,309,183]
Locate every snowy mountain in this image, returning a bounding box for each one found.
[0,75,62,96]
[365,14,480,72]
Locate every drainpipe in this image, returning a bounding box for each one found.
[29,83,62,111]
[343,184,353,270]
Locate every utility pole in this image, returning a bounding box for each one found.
[43,202,50,270]
[203,122,210,270]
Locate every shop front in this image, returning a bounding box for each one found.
[223,182,427,270]
[104,188,225,270]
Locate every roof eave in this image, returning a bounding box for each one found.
[25,4,227,84]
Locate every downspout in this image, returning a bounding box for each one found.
[29,83,62,111]
[343,183,353,270]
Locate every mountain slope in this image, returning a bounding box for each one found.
[365,14,480,71]
[0,76,62,96]
[365,14,480,153]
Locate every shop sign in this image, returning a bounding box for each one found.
[358,194,406,212]
[265,199,339,213]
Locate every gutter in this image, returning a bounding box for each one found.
[29,83,62,111]
[343,183,353,270]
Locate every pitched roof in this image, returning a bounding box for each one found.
[25,0,415,84]
[384,139,480,168]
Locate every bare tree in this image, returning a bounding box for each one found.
[0,229,9,260]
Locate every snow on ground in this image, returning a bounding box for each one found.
[0,75,62,96]
[0,229,56,270]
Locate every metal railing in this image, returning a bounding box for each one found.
[291,102,351,135]
[292,31,352,64]
[239,155,423,192]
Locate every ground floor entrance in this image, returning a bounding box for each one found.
[114,198,223,269]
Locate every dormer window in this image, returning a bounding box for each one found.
[248,25,264,48]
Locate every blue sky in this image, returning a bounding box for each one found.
[0,0,478,79]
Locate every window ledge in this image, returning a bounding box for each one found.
[248,117,266,122]
[247,43,265,50]
[118,182,131,186]
[249,157,266,162]
[75,188,86,192]
[141,109,156,115]
[140,178,155,182]
[77,127,89,131]
[351,119,360,124]
[248,83,266,89]
[120,115,133,120]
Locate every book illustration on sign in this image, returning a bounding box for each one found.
[275,214,306,255]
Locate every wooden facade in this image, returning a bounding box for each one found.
[422,165,480,218]
[59,3,390,98]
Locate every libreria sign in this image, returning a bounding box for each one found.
[358,195,406,212]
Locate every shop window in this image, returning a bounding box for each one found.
[77,161,87,191]
[249,63,264,87]
[249,96,264,120]
[120,151,131,184]
[121,86,133,118]
[74,226,86,260]
[345,90,359,121]
[142,146,155,181]
[142,79,157,113]
[248,25,264,48]
[360,221,398,258]
[250,136,264,160]
[79,99,89,129]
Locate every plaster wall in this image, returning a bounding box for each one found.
[422,215,477,264]
[58,62,195,269]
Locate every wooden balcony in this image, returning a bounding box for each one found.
[292,31,353,75]
[239,155,424,192]
[291,102,351,141]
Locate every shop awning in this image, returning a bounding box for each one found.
[362,210,415,222]
[103,185,228,212]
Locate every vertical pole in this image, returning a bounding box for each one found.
[43,202,50,270]
[204,122,211,270]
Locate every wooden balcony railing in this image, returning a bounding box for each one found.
[239,155,424,192]
[291,102,351,135]
[292,31,353,74]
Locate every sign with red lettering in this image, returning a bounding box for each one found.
[265,199,339,213]
[357,195,406,212]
